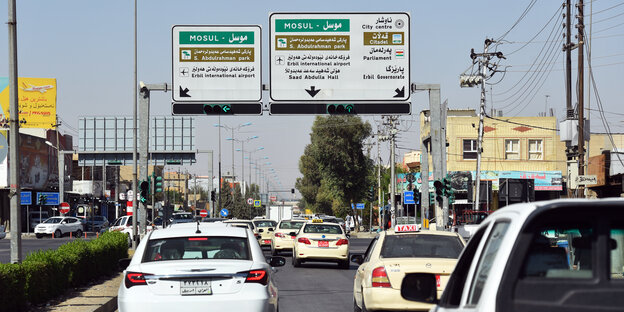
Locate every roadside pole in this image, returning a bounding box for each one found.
[9,0,23,263]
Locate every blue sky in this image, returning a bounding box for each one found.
[1,0,623,196]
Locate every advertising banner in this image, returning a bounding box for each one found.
[0,77,57,129]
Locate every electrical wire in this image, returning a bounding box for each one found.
[584,29,624,168]
[593,21,624,34]
[493,9,564,98]
[496,0,538,42]
[485,114,559,131]
[592,10,624,24]
[505,3,564,56]
[495,26,564,113]
[590,1,624,15]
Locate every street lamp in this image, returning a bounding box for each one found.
[216,122,252,181]
[230,135,258,193]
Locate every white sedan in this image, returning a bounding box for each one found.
[118,222,286,312]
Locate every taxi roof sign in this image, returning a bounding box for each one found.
[395,224,421,233]
[311,219,324,223]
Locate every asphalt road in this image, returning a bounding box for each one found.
[266,237,373,312]
[0,235,94,263]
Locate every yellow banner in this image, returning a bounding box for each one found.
[0,77,57,129]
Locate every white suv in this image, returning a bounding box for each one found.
[34,216,84,238]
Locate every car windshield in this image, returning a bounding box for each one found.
[279,221,305,230]
[303,224,343,234]
[381,234,464,259]
[142,236,250,262]
[43,217,63,224]
[173,214,193,220]
[254,220,277,227]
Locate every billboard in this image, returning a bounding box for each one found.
[0,77,57,129]
[397,170,562,192]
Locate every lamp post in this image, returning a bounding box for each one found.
[215,122,252,180]
[244,147,264,190]
[230,135,258,193]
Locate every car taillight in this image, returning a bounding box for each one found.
[275,232,285,238]
[436,274,441,288]
[298,237,311,245]
[371,266,391,288]
[245,269,268,286]
[125,272,152,288]
[336,239,349,246]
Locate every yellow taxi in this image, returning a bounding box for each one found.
[252,219,277,247]
[271,219,306,256]
[292,219,350,269]
[352,224,466,311]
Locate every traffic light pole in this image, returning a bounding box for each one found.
[138,82,170,239]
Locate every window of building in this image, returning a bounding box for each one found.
[505,139,520,160]
[463,139,478,160]
[528,139,543,160]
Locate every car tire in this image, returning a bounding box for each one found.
[35,234,43,239]
[54,229,62,238]
[292,255,302,267]
[353,299,362,312]
[339,260,350,270]
[76,229,83,238]
[361,290,369,312]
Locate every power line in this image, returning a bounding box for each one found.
[496,0,538,42]
[505,3,564,56]
[485,114,559,131]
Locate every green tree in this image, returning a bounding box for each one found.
[231,183,249,219]
[296,115,373,230]
[220,181,233,214]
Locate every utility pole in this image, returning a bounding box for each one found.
[8,0,22,263]
[384,116,399,229]
[461,40,504,211]
[577,0,586,198]
[377,127,383,231]
[131,0,138,249]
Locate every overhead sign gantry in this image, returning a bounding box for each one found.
[268,13,411,114]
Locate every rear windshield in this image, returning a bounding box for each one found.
[142,236,250,262]
[254,220,277,228]
[173,214,193,220]
[303,224,343,234]
[381,234,464,259]
[279,221,305,230]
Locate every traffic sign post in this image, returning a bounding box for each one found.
[220,208,229,218]
[60,202,70,214]
[356,203,365,210]
[269,13,410,103]
[172,25,262,103]
[403,191,415,205]
[254,200,261,208]
[247,198,254,205]
[20,192,32,205]
[200,209,208,218]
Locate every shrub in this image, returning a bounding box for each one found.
[0,231,129,311]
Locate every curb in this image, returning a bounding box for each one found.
[93,296,118,312]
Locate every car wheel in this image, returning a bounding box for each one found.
[54,229,62,238]
[76,229,83,238]
[361,290,369,312]
[353,298,362,312]
[339,260,350,270]
[292,254,302,267]
[35,234,43,239]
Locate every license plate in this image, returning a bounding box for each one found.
[180,279,212,296]
[264,240,271,244]
[318,240,329,247]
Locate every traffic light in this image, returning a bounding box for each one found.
[210,190,216,202]
[139,180,149,203]
[154,175,163,193]
[38,194,47,205]
[429,192,435,206]
[203,104,232,115]
[326,104,354,114]
[434,180,444,203]
[368,187,375,202]
[291,188,295,194]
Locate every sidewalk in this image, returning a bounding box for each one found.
[31,273,122,312]
[29,250,134,312]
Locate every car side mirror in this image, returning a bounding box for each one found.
[268,227,274,232]
[119,258,131,271]
[400,273,438,304]
[288,232,297,236]
[258,229,264,233]
[266,256,286,267]
[350,254,364,265]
